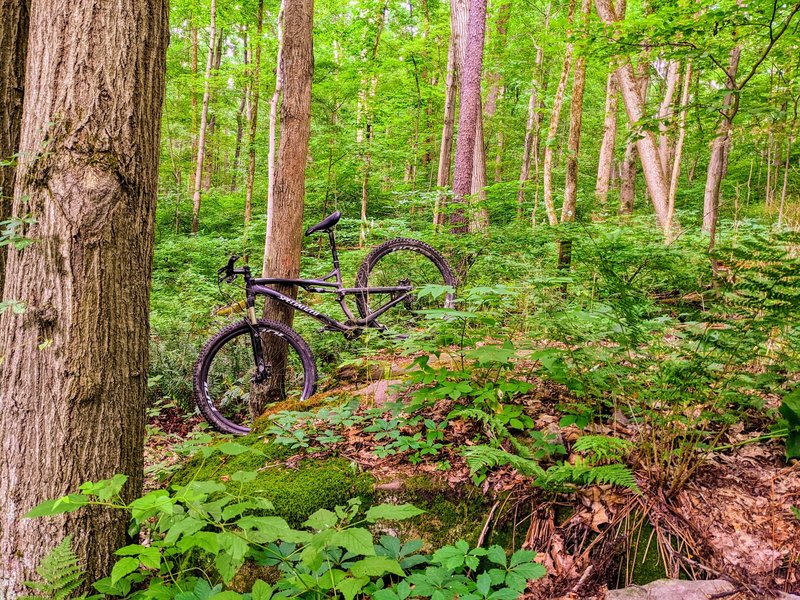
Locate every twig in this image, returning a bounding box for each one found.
[476,500,499,547]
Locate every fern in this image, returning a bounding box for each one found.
[21,536,86,600]
[572,435,634,465]
[462,445,546,481]
[541,460,640,492]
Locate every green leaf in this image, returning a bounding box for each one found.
[231,470,258,482]
[350,556,405,578]
[217,442,261,456]
[251,580,273,600]
[25,494,88,518]
[476,572,492,597]
[177,531,220,554]
[486,545,506,567]
[110,557,139,585]
[304,508,338,530]
[365,503,425,522]
[331,528,376,556]
[337,577,371,600]
[163,516,206,544]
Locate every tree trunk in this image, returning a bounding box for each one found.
[244,0,264,230]
[0,0,29,294]
[666,60,692,236]
[257,0,313,416]
[777,134,792,227]
[595,0,672,235]
[561,0,590,223]
[266,0,285,227]
[543,0,577,226]
[230,30,249,192]
[517,3,550,220]
[469,109,489,231]
[595,68,619,205]
[202,30,224,192]
[449,0,488,233]
[433,0,469,228]
[191,0,217,234]
[619,142,637,214]
[702,46,741,234]
[0,0,167,592]
[657,60,679,173]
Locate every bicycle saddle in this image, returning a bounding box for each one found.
[305,211,341,236]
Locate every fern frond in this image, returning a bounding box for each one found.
[21,536,86,600]
[572,435,634,465]
[541,460,639,492]
[462,445,545,478]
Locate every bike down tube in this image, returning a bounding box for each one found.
[249,284,350,332]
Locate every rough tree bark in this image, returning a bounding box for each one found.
[433,0,469,227]
[0,0,168,592]
[191,0,217,233]
[244,0,264,229]
[561,0,591,223]
[542,0,577,226]
[449,0,488,233]
[0,0,29,294]
[257,0,313,415]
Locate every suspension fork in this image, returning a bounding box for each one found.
[245,291,268,383]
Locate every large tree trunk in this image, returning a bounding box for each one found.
[191,0,217,234]
[0,0,167,592]
[433,0,469,228]
[449,0,488,233]
[256,0,313,416]
[702,46,741,235]
[561,0,590,222]
[542,0,577,226]
[595,0,671,235]
[0,0,29,294]
[244,0,264,230]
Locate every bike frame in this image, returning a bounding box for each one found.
[241,229,411,335]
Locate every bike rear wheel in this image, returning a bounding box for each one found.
[193,318,317,435]
[355,238,457,332]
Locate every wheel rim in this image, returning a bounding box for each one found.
[361,248,455,332]
[200,326,308,433]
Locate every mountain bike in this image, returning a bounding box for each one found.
[193,211,457,434]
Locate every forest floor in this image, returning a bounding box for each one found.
[143,346,800,600]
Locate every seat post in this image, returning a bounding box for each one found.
[328,230,342,283]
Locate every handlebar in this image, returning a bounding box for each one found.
[217,255,250,283]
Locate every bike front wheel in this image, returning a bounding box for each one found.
[355,238,457,331]
[193,318,317,435]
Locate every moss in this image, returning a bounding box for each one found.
[170,435,374,527]
[250,391,346,434]
[628,521,670,586]
[375,475,497,550]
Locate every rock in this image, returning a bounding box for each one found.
[606,579,800,600]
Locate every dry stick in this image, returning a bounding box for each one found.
[476,501,500,547]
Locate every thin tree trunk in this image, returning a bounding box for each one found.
[657,60,680,173]
[450,0,488,233]
[543,0,577,226]
[702,46,741,234]
[0,0,167,591]
[191,0,217,234]
[190,23,199,174]
[517,4,550,220]
[266,0,285,226]
[666,60,692,237]
[434,0,469,228]
[469,109,489,231]
[256,0,313,417]
[203,30,224,192]
[0,0,29,294]
[777,134,792,227]
[595,0,672,235]
[595,68,619,205]
[230,30,249,192]
[561,0,590,223]
[244,0,264,230]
